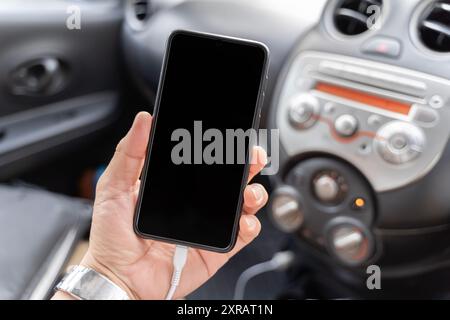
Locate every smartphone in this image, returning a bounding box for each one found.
[134,30,269,253]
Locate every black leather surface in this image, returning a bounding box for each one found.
[0,184,92,300]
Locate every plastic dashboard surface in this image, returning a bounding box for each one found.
[268,0,450,231]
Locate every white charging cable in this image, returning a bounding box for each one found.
[233,251,295,300]
[165,245,189,300]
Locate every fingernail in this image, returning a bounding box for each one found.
[258,148,268,166]
[133,113,141,124]
[251,184,265,204]
[245,216,256,230]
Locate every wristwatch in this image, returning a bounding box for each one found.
[55,265,130,300]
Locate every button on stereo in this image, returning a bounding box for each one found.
[334,114,359,137]
[367,115,382,127]
[375,121,426,165]
[411,106,439,126]
[430,95,444,109]
[288,94,320,130]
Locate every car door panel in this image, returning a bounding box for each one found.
[0,0,123,178]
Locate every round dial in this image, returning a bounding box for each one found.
[312,170,348,204]
[328,224,371,265]
[334,114,359,137]
[375,121,426,165]
[270,191,304,233]
[288,93,320,130]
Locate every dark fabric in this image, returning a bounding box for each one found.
[0,185,91,299]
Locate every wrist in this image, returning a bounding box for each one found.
[52,291,77,300]
[80,251,139,300]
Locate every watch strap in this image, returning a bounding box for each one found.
[55,265,130,300]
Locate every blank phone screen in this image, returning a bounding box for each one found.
[135,31,267,251]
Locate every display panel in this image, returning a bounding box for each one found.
[316,82,412,115]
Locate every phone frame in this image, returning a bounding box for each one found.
[133,29,270,253]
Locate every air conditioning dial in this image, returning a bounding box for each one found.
[313,171,348,204]
[375,121,426,165]
[269,187,304,233]
[288,93,320,130]
[328,223,372,265]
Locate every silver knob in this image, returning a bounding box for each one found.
[288,93,320,130]
[334,114,359,137]
[270,193,304,233]
[375,121,426,164]
[314,175,340,203]
[330,225,369,264]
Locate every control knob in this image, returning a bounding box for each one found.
[312,171,348,204]
[334,114,359,137]
[375,121,426,164]
[329,223,371,265]
[288,93,320,130]
[270,188,304,233]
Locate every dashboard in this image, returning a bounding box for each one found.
[123,0,450,298]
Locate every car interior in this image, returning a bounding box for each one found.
[1,0,450,300]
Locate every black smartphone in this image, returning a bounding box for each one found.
[134,30,269,253]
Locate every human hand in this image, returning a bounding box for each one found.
[65,112,268,300]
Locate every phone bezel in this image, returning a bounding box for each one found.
[133,29,270,253]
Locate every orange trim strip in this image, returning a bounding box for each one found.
[316,82,411,115]
[314,114,380,144]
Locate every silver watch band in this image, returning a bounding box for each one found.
[55,265,130,300]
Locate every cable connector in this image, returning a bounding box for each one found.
[165,245,189,300]
[270,251,295,271]
[233,251,295,300]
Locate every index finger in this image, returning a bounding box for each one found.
[247,146,267,183]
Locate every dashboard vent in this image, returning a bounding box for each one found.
[334,0,383,36]
[133,0,150,21]
[418,1,450,53]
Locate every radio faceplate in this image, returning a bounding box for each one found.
[276,52,450,192]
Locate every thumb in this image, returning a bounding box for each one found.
[98,112,152,193]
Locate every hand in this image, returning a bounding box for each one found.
[67,112,268,300]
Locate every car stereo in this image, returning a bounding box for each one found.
[278,52,450,192]
[270,51,450,267]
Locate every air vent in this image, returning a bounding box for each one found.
[418,1,450,53]
[133,0,150,21]
[334,0,383,36]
